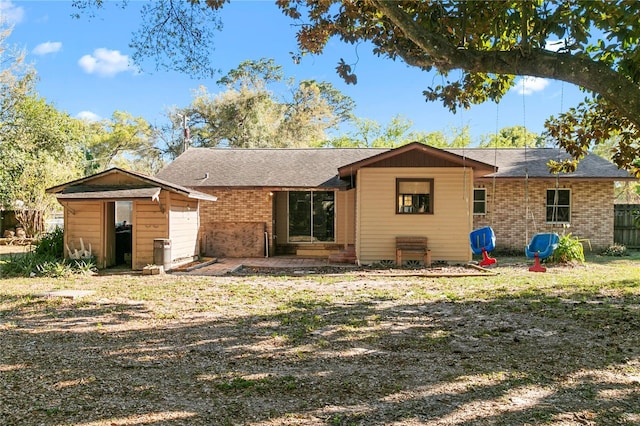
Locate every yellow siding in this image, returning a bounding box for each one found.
[168,193,199,261]
[63,201,103,266]
[336,189,355,245]
[133,195,168,269]
[356,167,473,263]
[275,192,288,243]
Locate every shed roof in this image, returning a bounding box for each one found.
[55,187,162,201]
[47,167,217,201]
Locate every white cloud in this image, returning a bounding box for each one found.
[32,41,62,55]
[76,111,101,122]
[78,48,134,77]
[512,76,550,95]
[0,1,24,25]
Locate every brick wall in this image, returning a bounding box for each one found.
[473,180,614,252]
[198,188,274,254]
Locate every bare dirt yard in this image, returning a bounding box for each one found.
[1,257,640,425]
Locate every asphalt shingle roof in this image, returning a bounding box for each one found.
[155,145,634,189]
[448,148,634,179]
[156,147,389,188]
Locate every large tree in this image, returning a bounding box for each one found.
[82,111,164,175]
[0,94,86,236]
[166,58,355,151]
[0,25,86,235]
[74,0,640,175]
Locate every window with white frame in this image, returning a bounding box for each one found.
[396,178,433,214]
[473,188,486,215]
[546,188,570,223]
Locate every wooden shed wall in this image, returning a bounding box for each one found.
[168,193,199,262]
[63,201,103,266]
[356,167,473,263]
[133,194,168,269]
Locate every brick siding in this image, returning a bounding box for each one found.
[198,188,273,251]
[473,180,614,252]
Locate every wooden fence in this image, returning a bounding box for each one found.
[614,204,640,248]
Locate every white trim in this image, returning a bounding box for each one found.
[546,188,571,224]
[472,188,487,216]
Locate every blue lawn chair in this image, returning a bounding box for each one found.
[525,233,560,272]
[470,226,497,267]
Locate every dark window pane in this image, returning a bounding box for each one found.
[288,191,335,242]
[313,191,334,241]
[289,192,311,242]
[557,189,570,205]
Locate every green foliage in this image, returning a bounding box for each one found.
[82,110,163,175]
[549,233,586,264]
[167,59,355,152]
[325,117,472,149]
[478,126,543,148]
[633,209,640,229]
[67,258,98,275]
[112,0,640,172]
[601,244,629,257]
[0,253,97,278]
[34,227,64,258]
[36,260,74,278]
[0,252,43,277]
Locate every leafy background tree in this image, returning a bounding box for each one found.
[0,24,162,235]
[82,111,163,175]
[478,126,543,148]
[82,0,640,176]
[164,58,356,154]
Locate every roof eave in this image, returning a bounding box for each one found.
[337,142,496,178]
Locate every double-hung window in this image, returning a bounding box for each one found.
[546,188,570,223]
[473,188,487,215]
[396,178,433,214]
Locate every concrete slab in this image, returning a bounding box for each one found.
[175,257,353,276]
[37,290,96,299]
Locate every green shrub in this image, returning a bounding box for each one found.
[34,227,64,258]
[67,258,98,275]
[601,243,629,257]
[36,260,73,278]
[0,251,97,278]
[1,252,44,277]
[549,233,587,264]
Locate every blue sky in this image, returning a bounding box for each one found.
[3,0,584,144]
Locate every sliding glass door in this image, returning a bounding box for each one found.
[288,191,335,242]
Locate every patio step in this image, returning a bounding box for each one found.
[328,245,357,264]
[296,248,335,257]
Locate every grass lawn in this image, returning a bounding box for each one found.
[1,254,639,425]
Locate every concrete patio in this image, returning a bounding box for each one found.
[175,256,356,276]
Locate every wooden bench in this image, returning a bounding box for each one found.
[396,236,432,267]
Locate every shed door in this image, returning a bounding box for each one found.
[103,202,116,267]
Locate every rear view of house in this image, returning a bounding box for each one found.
[156,142,634,265]
[48,142,635,270]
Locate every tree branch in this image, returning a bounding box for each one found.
[371,0,640,129]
